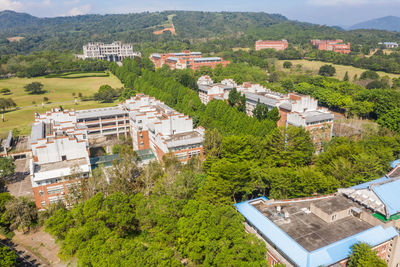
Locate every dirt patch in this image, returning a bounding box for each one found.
[7,36,25,42]
[12,228,65,266]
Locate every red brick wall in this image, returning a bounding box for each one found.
[255,40,288,51]
[191,60,230,71]
[32,179,82,209]
[137,130,150,150]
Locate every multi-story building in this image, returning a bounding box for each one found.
[198,77,334,150]
[75,107,130,138]
[311,39,351,54]
[382,42,399,49]
[197,78,237,105]
[123,94,204,162]
[255,40,289,51]
[77,41,141,61]
[30,109,90,209]
[281,93,334,152]
[150,51,230,71]
[29,95,204,208]
[236,166,400,266]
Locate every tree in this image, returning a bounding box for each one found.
[360,70,379,80]
[252,100,269,121]
[0,158,15,185]
[43,96,49,103]
[348,242,387,267]
[24,82,44,94]
[343,71,349,81]
[319,65,336,77]
[268,71,280,82]
[366,80,387,89]
[4,197,38,233]
[93,85,118,103]
[203,128,223,158]
[0,88,11,95]
[0,245,17,266]
[228,88,246,112]
[283,61,292,69]
[0,98,16,111]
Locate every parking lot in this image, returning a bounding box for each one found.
[5,158,34,199]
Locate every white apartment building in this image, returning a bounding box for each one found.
[123,94,204,162]
[78,41,141,61]
[30,109,90,209]
[197,76,334,151]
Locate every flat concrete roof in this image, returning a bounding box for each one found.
[76,107,127,120]
[35,157,88,173]
[312,196,355,215]
[252,196,373,252]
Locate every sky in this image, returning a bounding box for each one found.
[1,0,399,27]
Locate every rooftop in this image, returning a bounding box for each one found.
[244,92,280,107]
[235,197,398,267]
[253,196,372,252]
[304,111,334,123]
[34,157,88,173]
[76,106,127,120]
[193,57,222,62]
[165,131,203,148]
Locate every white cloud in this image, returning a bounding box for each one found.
[308,0,400,6]
[66,4,91,16]
[64,0,79,5]
[0,0,22,11]
[42,0,51,6]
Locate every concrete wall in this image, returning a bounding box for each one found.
[310,203,352,223]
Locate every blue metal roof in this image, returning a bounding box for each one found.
[167,57,179,61]
[351,176,389,190]
[235,198,399,267]
[308,225,398,267]
[390,159,400,168]
[193,57,221,62]
[373,179,400,216]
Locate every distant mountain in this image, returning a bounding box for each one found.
[1,10,400,55]
[349,16,400,32]
[0,10,40,30]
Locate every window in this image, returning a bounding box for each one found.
[62,155,67,161]
[41,201,46,207]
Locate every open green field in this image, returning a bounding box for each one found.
[277,59,400,82]
[0,72,123,137]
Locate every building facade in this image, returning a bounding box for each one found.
[311,39,351,54]
[77,42,141,61]
[123,94,205,162]
[255,40,289,51]
[197,77,237,105]
[29,95,204,208]
[382,42,399,49]
[30,110,90,209]
[150,51,230,71]
[236,168,400,267]
[198,77,334,150]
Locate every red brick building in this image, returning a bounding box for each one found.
[311,39,351,54]
[255,40,289,51]
[150,51,229,71]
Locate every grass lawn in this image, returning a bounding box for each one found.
[0,72,123,137]
[277,59,400,83]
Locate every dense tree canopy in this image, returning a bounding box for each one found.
[348,243,387,267]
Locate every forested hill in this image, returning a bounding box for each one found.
[1,10,400,55]
[349,16,400,32]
